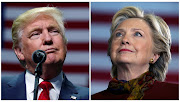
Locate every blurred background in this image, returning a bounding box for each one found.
[91,2,179,94]
[1,2,89,87]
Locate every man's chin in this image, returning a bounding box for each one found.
[44,59,64,65]
[44,60,57,65]
[43,54,65,65]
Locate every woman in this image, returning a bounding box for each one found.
[92,6,178,100]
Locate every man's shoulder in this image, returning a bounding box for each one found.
[61,73,89,100]
[1,72,26,100]
[62,73,89,93]
[74,85,89,99]
[1,72,24,87]
[74,84,89,94]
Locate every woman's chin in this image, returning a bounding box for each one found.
[115,59,132,65]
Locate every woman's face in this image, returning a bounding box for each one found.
[110,18,156,67]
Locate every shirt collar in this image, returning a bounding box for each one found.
[49,71,63,95]
[25,70,63,95]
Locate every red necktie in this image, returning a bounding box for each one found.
[38,81,53,100]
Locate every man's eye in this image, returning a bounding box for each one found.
[52,30,59,33]
[32,33,40,36]
[49,29,60,36]
[134,32,142,37]
[30,32,40,39]
[115,32,123,37]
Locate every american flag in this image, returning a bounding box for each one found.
[1,2,89,87]
[91,2,179,94]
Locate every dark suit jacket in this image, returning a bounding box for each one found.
[92,81,179,100]
[1,71,89,100]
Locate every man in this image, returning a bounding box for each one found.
[1,7,89,100]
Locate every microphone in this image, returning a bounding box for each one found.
[32,50,46,63]
[32,50,46,100]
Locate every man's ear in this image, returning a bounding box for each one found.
[14,47,25,61]
[152,53,160,64]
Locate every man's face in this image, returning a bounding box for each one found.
[15,15,67,73]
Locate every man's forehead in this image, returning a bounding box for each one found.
[28,14,57,25]
[26,18,59,30]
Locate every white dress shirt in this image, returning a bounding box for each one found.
[25,70,63,100]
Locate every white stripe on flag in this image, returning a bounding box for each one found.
[5,7,89,21]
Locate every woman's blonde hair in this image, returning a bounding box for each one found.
[12,7,68,67]
[107,6,171,81]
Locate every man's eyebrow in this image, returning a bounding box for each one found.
[28,27,41,34]
[48,24,59,28]
[47,25,61,30]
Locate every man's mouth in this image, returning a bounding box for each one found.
[45,48,57,53]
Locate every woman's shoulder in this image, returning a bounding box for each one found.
[91,81,179,100]
[91,90,109,100]
[153,81,178,90]
[91,89,129,100]
[143,81,179,100]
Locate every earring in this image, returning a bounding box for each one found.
[150,59,154,64]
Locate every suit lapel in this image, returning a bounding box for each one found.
[59,73,80,100]
[4,71,85,100]
[6,71,27,100]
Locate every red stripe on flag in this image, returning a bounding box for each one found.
[91,70,111,81]
[92,12,179,25]
[64,21,89,29]
[92,42,108,51]
[67,43,89,51]
[91,70,179,83]
[5,20,89,29]
[92,42,179,54]
[2,63,89,73]
[4,2,89,8]
[3,42,89,51]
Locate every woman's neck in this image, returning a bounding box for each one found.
[116,63,149,81]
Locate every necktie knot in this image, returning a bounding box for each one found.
[39,81,53,89]
[38,81,52,100]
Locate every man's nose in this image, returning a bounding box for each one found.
[42,30,53,45]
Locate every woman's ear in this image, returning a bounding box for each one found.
[14,47,25,61]
[152,53,160,64]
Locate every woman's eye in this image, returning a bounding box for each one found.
[134,32,142,37]
[115,32,123,37]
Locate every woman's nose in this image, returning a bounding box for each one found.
[121,35,130,45]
